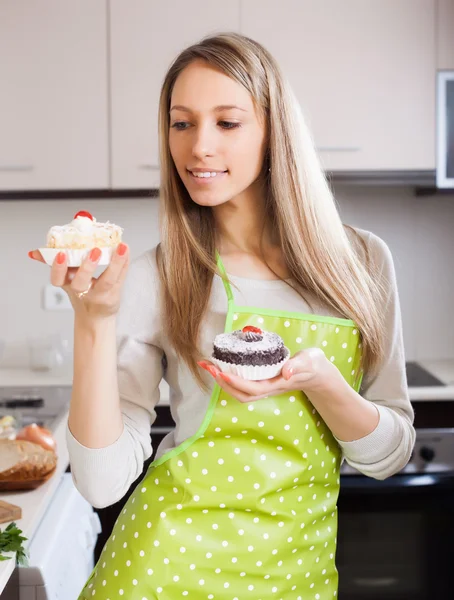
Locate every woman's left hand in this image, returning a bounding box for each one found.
[198,348,341,403]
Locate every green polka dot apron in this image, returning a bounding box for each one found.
[79,257,363,600]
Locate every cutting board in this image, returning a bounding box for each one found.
[0,500,22,524]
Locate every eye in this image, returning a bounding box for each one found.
[171,121,190,131]
[218,121,241,130]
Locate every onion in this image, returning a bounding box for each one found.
[16,423,57,453]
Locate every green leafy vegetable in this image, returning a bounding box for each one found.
[0,522,28,566]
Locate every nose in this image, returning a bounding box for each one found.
[191,122,216,160]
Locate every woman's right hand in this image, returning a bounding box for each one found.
[28,243,130,320]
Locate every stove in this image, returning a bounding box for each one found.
[0,386,71,432]
[405,361,445,387]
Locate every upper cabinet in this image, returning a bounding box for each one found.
[0,1,444,192]
[241,0,436,171]
[109,0,241,189]
[437,0,454,69]
[0,1,108,191]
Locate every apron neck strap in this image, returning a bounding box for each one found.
[215,251,234,306]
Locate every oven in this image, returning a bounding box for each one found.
[336,362,454,600]
[93,362,454,598]
[93,404,175,561]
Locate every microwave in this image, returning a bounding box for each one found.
[436,70,454,188]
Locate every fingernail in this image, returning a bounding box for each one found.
[89,247,102,262]
[28,251,35,260]
[56,252,66,264]
[207,366,219,378]
[117,243,127,256]
[197,361,208,368]
[219,372,231,382]
[286,368,294,380]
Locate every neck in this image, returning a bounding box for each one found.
[213,181,276,256]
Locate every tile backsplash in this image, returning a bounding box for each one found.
[1,186,453,366]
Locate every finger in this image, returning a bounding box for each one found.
[69,248,102,294]
[197,361,220,379]
[216,371,281,397]
[50,252,70,287]
[216,372,288,403]
[281,351,310,380]
[214,375,254,403]
[97,243,130,288]
[28,250,46,263]
[116,248,131,286]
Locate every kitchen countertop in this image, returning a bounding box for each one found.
[409,359,454,401]
[0,367,171,404]
[1,360,454,401]
[0,410,69,594]
[0,359,453,593]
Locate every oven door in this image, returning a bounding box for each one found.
[337,473,454,600]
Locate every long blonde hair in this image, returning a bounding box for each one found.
[157,32,385,388]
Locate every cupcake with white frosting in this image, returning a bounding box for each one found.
[212,326,290,381]
[39,211,123,266]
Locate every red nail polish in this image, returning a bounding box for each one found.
[28,251,35,260]
[219,372,231,382]
[56,252,66,264]
[117,243,127,256]
[89,247,101,262]
[197,361,207,368]
[205,366,217,378]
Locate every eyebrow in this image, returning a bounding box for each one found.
[170,104,247,113]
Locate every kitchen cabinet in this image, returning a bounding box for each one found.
[0,1,109,191]
[437,0,454,69]
[109,0,241,189]
[241,0,436,172]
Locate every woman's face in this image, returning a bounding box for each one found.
[169,60,267,207]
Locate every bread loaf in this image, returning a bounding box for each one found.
[0,439,57,482]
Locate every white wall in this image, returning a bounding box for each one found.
[0,186,453,366]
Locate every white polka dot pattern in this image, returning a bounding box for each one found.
[79,312,362,599]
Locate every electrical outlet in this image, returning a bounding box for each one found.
[43,284,72,311]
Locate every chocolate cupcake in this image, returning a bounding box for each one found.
[212,326,290,381]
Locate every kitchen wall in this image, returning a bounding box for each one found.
[1,186,453,367]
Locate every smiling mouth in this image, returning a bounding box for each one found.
[187,169,228,179]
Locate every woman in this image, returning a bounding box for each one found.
[30,32,414,599]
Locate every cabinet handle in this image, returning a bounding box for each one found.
[138,164,159,170]
[316,147,361,152]
[150,426,174,435]
[0,165,34,172]
[353,577,398,587]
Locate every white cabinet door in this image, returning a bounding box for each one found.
[437,0,454,69]
[241,0,436,171]
[0,1,109,190]
[109,0,241,189]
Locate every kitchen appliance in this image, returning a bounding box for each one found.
[92,402,175,561]
[0,386,100,600]
[0,386,70,432]
[18,473,101,600]
[436,70,454,188]
[337,362,454,600]
[404,361,445,387]
[3,366,452,599]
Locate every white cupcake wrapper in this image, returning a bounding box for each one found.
[211,347,291,381]
[39,247,115,267]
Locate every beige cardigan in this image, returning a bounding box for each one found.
[67,228,415,508]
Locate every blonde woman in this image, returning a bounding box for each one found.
[30,33,414,599]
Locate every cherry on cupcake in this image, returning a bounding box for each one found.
[74,210,93,220]
[242,325,263,334]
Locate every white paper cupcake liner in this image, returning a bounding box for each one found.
[39,247,115,267]
[211,347,290,381]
